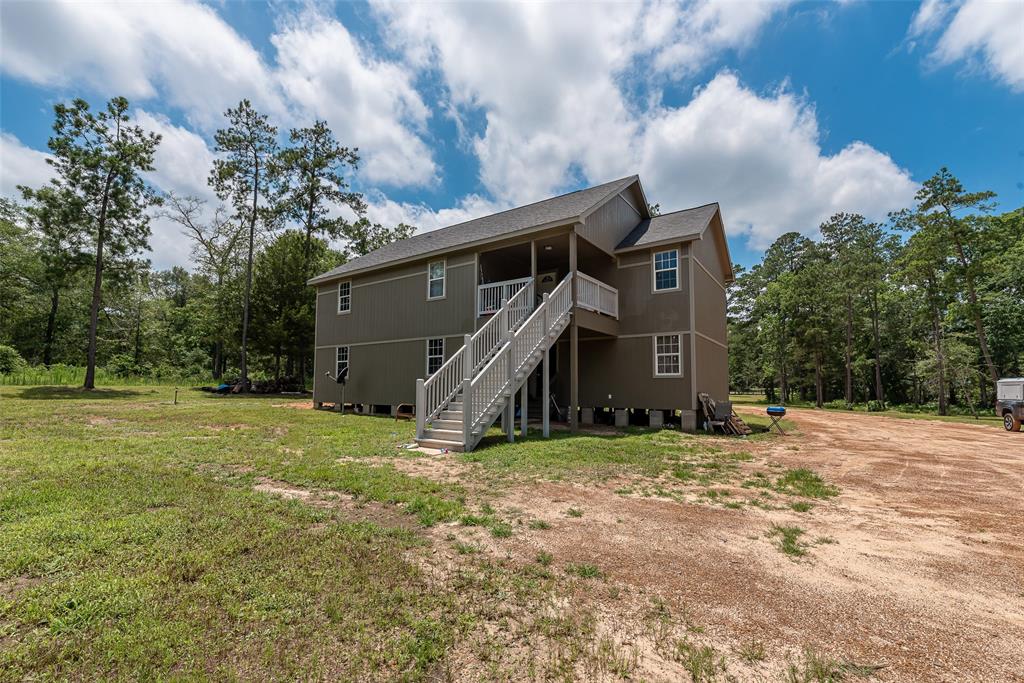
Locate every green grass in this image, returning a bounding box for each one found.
[0,385,477,679]
[768,524,808,558]
[775,468,840,499]
[566,563,602,579]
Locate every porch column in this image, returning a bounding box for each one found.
[569,228,579,433]
[542,346,550,438]
[520,383,528,437]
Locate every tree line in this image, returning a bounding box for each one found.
[0,97,413,388]
[728,169,1022,414]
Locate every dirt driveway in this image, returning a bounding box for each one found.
[434,408,1024,681]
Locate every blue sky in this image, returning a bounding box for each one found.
[1,0,1021,270]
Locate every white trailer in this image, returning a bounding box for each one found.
[996,378,1024,432]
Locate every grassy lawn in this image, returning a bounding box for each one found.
[0,385,838,679]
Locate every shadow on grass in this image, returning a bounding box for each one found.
[471,424,647,450]
[9,386,155,401]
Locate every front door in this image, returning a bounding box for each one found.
[536,271,558,297]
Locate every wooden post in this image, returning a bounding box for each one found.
[542,291,550,438]
[462,333,472,447]
[506,346,515,443]
[569,229,579,433]
[543,345,550,438]
[415,379,425,439]
[520,383,527,437]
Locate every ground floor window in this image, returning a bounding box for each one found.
[426,338,444,375]
[336,346,349,378]
[654,334,681,376]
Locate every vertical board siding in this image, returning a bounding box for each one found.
[579,194,642,254]
[313,335,464,406]
[315,253,475,346]
[694,335,729,402]
[614,246,690,336]
[552,335,693,410]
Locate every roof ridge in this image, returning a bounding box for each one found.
[650,202,719,219]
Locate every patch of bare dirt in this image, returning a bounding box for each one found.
[336,453,474,484]
[251,477,415,530]
[271,401,314,409]
[0,575,44,599]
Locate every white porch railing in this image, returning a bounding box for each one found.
[478,277,532,316]
[576,271,619,319]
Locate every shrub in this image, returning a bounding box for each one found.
[866,400,885,412]
[0,345,27,374]
[823,399,852,411]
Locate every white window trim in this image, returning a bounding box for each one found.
[652,334,683,378]
[426,259,446,301]
[336,346,349,377]
[425,338,445,376]
[651,248,681,293]
[337,280,352,314]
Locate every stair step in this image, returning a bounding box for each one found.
[423,427,462,440]
[448,402,463,411]
[439,410,464,421]
[416,438,465,452]
[430,418,462,430]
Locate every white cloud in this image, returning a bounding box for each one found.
[364,192,506,234]
[0,132,54,198]
[271,11,437,187]
[374,2,916,249]
[0,0,285,129]
[639,73,917,248]
[908,0,1024,91]
[134,110,217,201]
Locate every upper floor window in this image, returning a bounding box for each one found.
[653,249,679,292]
[427,260,446,299]
[654,334,681,376]
[336,346,349,377]
[426,338,444,375]
[337,281,351,313]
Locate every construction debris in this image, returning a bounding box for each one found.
[697,392,752,436]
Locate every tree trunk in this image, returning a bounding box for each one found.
[84,173,115,390]
[931,302,948,416]
[947,220,999,389]
[43,286,60,367]
[844,294,853,405]
[814,351,824,408]
[239,163,259,390]
[274,341,282,380]
[870,290,885,406]
[213,340,222,380]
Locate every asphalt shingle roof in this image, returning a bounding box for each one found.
[309,175,639,284]
[615,202,719,251]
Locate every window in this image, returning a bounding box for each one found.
[654,334,681,376]
[337,281,351,313]
[653,249,679,292]
[426,338,444,375]
[336,346,349,377]
[427,260,445,299]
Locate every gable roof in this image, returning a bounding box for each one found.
[309,175,642,285]
[615,203,719,251]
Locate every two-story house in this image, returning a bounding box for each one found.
[309,175,733,451]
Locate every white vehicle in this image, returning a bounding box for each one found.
[996,378,1024,432]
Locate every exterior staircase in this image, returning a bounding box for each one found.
[415,273,574,451]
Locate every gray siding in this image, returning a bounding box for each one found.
[314,335,464,406]
[614,243,690,336]
[693,335,729,402]
[554,334,693,410]
[315,252,476,346]
[579,193,642,255]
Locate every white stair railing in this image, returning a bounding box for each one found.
[465,274,572,442]
[471,280,534,372]
[417,278,535,438]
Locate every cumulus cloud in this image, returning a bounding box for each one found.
[639,73,917,248]
[0,133,54,198]
[908,0,1024,91]
[272,11,437,187]
[374,2,916,248]
[0,0,438,187]
[0,0,285,129]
